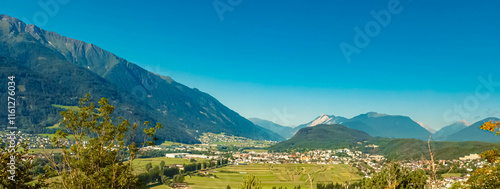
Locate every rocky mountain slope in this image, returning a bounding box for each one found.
[0,14,284,143]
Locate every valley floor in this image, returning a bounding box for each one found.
[177,163,362,189]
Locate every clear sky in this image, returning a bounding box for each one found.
[2,0,500,130]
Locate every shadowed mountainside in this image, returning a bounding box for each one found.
[0,14,284,143]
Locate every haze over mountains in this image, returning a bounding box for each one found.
[267,123,500,160]
[247,118,295,139]
[0,14,284,143]
[251,113,500,142]
[444,118,500,142]
[434,120,469,139]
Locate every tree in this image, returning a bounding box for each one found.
[466,166,500,188]
[363,163,426,189]
[46,94,162,189]
[162,176,172,186]
[463,120,500,188]
[146,162,153,172]
[173,174,185,183]
[480,120,500,136]
[449,182,463,189]
[227,185,232,189]
[160,175,169,184]
[240,174,262,189]
[160,160,166,170]
[0,140,49,188]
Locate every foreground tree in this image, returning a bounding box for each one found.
[146,162,153,172]
[363,163,426,189]
[240,174,263,189]
[463,120,500,188]
[160,160,166,170]
[173,174,185,183]
[0,140,49,189]
[46,94,162,189]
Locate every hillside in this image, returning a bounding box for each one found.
[268,124,373,152]
[377,138,500,160]
[0,14,284,142]
[294,112,431,140]
[0,16,199,143]
[444,118,500,142]
[248,118,295,139]
[433,121,468,140]
[305,114,349,127]
[268,123,500,160]
[286,114,348,137]
[346,112,431,140]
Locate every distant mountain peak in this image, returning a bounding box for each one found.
[416,121,436,133]
[307,114,347,127]
[457,119,472,127]
[365,112,388,117]
[444,117,500,142]
[268,124,373,151]
[1,14,19,22]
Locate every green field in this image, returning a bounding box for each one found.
[132,157,196,174]
[242,149,268,153]
[160,141,185,147]
[442,173,462,178]
[185,163,362,189]
[40,157,194,186]
[29,148,63,154]
[146,183,170,189]
[18,147,64,154]
[52,104,79,111]
[47,122,61,129]
[39,157,361,188]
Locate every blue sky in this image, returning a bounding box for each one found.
[2,0,500,130]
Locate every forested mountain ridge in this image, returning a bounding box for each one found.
[0,14,284,142]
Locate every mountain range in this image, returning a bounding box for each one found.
[444,118,500,142]
[250,114,350,139]
[268,123,500,160]
[0,14,284,143]
[251,113,500,142]
[268,124,373,152]
[433,120,468,139]
[247,118,295,139]
[252,112,430,140]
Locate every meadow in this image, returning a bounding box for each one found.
[182,163,362,189]
[132,157,193,174]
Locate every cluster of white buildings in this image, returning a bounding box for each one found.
[0,131,74,149]
[459,154,480,161]
[229,148,381,165]
[197,133,277,148]
[164,152,219,159]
